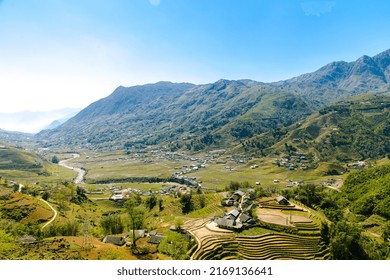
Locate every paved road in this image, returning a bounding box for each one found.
[58,154,85,184]
[40,198,58,229]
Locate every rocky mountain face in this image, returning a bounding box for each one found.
[275,49,390,108]
[36,49,390,151]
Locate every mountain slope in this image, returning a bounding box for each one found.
[0,143,47,174]
[36,80,312,151]
[236,94,390,162]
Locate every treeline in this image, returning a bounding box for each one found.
[88,176,197,186]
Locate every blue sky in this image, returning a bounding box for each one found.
[1,0,390,113]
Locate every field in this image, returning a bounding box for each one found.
[2,147,389,260]
[67,150,347,191]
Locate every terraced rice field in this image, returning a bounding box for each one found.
[188,226,328,260]
[186,202,329,260]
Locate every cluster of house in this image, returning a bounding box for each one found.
[215,190,257,231]
[102,228,191,247]
[273,152,312,171]
[108,185,194,201]
[173,163,206,177]
[102,230,165,246]
[108,186,152,201]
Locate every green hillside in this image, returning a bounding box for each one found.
[236,94,390,162]
[0,144,45,173]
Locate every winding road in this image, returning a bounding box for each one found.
[40,198,58,229]
[58,154,85,184]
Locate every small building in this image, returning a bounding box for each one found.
[275,196,289,206]
[147,234,164,244]
[214,217,243,230]
[109,194,124,201]
[239,213,255,224]
[126,230,146,239]
[227,209,240,219]
[102,235,126,246]
[231,190,245,201]
[17,235,38,245]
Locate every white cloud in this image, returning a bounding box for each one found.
[301,1,336,16]
[149,0,160,6]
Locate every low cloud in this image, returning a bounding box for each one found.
[301,1,336,16]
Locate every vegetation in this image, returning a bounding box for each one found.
[125,195,145,249]
[1,94,389,260]
[282,164,390,259]
[158,231,190,260]
[238,94,390,162]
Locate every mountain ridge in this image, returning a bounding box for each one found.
[36,49,390,151]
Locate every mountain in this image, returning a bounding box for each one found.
[236,94,390,162]
[36,49,390,152]
[274,49,390,108]
[0,108,81,133]
[36,80,312,150]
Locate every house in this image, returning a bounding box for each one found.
[18,235,38,245]
[214,217,243,230]
[239,213,255,224]
[231,190,245,201]
[227,209,240,219]
[102,235,126,246]
[147,234,164,244]
[109,194,124,201]
[275,196,289,205]
[126,230,146,239]
[244,203,256,213]
[221,198,235,206]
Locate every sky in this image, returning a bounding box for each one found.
[1,0,390,115]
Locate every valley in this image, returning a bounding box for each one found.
[1,49,390,260]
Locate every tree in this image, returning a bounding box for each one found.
[41,191,49,201]
[158,198,164,212]
[101,214,124,235]
[226,181,240,192]
[51,156,59,164]
[180,193,193,214]
[145,194,157,210]
[125,196,145,249]
[0,229,17,259]
[174,218,184,231]
[320,222,330,245]
[199,194,206,209]
[158,231,189,260]
[329,221,367,259]
[382,221,390,242]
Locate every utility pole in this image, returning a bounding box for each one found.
[82,218,93,251]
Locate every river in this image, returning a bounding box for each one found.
[58,154,86,184]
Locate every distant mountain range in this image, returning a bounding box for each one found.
[0,108,81,133]
[36,49,390,152]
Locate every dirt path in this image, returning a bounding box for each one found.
[59,154,85,184]
[40,198,58,229]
